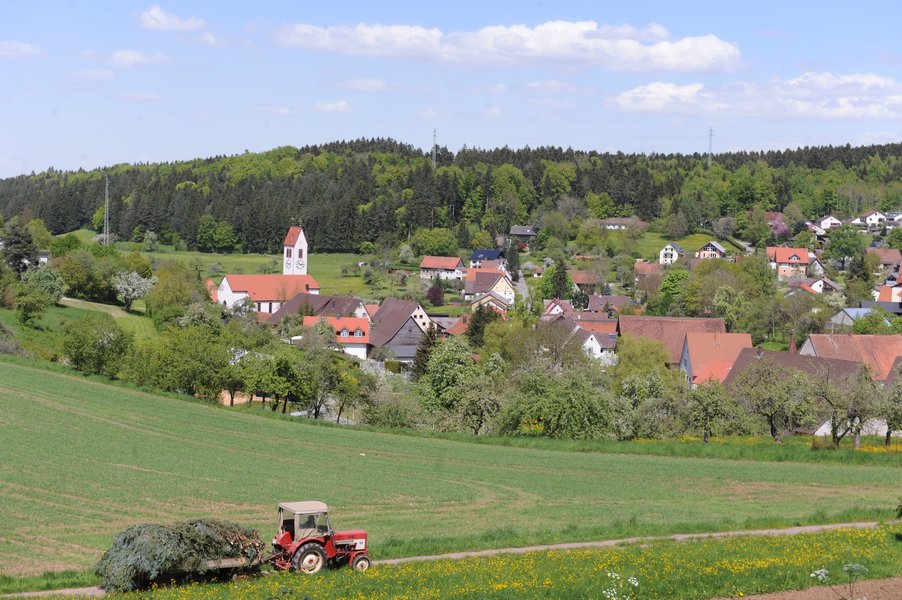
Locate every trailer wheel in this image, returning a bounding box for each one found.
[291,543,327,575]
[351,555,370,572]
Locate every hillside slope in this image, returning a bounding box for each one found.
[1,357,900,576]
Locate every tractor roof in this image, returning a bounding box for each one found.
[279,501,329,514]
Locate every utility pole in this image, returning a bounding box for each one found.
[707,127,714,169]
[432,128,437,168]
[103,175,110,245]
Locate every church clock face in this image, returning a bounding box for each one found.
[285,259,291,270]
[296,258,305,269]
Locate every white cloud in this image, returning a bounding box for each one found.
[0,41,39,59]
[119,91,160,102]
[140,5,206,31]
[199,31,219,46]
[612,71,902,119]
[255,105,292,116]
[70,69,115,81]
[341,78,390,92]
[111,50,167,66]
[528,97,573,109]
[483,105,502,118]
[315,100,351,113]
[526,80,579,93]
[275,20,740,72]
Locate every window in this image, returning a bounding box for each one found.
[354,329,364,337]
[298,249,304,258]
[340,329,349,337]
[286,248,292,258]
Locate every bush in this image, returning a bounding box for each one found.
[63,314,133,378]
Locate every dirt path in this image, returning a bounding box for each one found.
[3,520,898,598]
[712,576,902,599]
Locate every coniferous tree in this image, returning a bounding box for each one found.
[2,221,38,274]
[507,244,520,281]
[550,259,570,300]
[467,304,500,348]
[412,324,438,380]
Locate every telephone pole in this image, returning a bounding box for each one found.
[707,127,714,168]
[103,175,110,245]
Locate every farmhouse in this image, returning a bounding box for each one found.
[370,298,429,362]
[216,274,320,314]
[723,348,862,387]
[618,315,726,365]
[659,243,684,265]
[509,225,538,248]
[570,270,598,294]
[302,316,370,360]
[266,292,370,324]
[694,241,727,259]
[419,256,466,281]
[463,268,514,303]
[679,332,753,385]
[866,247,902,271]
[766,246,814,279]
[469,249,505,269]
[550,317,618,366]
[799,333,902,381]
[587,294,632,314]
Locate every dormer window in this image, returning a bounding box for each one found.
[286,248,292,258]
[354,329,364,337]
[340,329,349,337]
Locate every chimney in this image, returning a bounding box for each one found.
[788,333,797,354]
[756,348,764,360]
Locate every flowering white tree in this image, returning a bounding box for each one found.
[111,271,157,312]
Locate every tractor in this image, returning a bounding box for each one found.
[268,501,370,573]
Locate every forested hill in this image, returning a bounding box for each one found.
[2,138,902,254]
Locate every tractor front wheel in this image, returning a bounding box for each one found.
[351,555,370,572]
[291,543,327,575]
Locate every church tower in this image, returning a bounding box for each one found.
[282,226,308,275]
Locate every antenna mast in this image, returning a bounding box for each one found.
[707,127,714,168]
[432,128,437,168]
[103,175,110,245]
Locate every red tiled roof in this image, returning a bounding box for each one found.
[634,260,662,276]
[420,256,464,270]
[724,348,863,387]
[618,315,726,364]
[866,247,902,266]
[205,278,218,303]
[804,334,902,380]
[283,226,304,246]
[465,267,506,281]
[877,286,902,302]
[364,304,379,317]
[447,314,470,335]
[570,270,598,285]
[222,274,320,301]
[303,316,370,344]
[766,246,811,265]
[693,359,734,385]
[576,320,618,334]
[684,332,753,380]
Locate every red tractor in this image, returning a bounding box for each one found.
[268,501,370,574]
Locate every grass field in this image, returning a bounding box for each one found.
[115,525,902,600]
[0,303,97,360]
[633,232,743,260]
[1,357,901,582]
[58,298,157,342]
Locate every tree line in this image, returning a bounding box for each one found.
[2,139,901,254]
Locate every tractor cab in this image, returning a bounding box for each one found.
[271,501,370,573]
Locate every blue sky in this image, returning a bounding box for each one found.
[2,1,901,177]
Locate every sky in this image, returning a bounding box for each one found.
[2,1,901,178]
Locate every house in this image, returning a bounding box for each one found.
[471,291,512,314]
[766,246,813,279]
[216,274,320,314]
[587,294,632,314]
[723,348,863,387]
[572,318,618,335]
[282,226,309,275]
[267,292,370,325]
[799,333,902,380]
[786,277,840,295]
[555,317,618,366]
[469,249,504,269]
[827,307,887,330]
[445,314,470,336]
[369,298,429,361]
[419,256,466,281]
[659,243,684,265]
[618,315,726,365]
[816,215,843,230]
[542,298,574,320]
[875,284,902,302]
[861,300,902,315]
[570,270,598,294]
[463,268,515,303]
[509,225,539,246]
[634,260,663,280]
[599,217,647,230]
[679,332,753,385]
[866,247,902,271]
[302,316,370,360]
[694,241,727,259]
[851,210,886,229]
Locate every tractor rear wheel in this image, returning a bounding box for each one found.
[351,555,370,571]
[291,543,327,575]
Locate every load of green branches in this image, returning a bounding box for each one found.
[95,519,264,592]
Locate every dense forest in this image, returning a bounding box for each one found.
[1,139,902,254]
